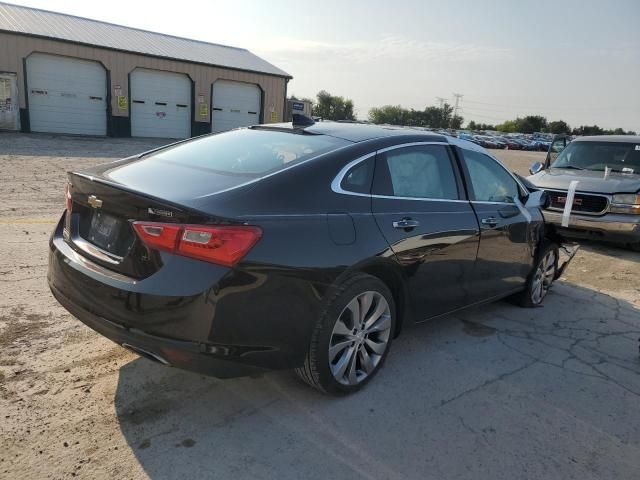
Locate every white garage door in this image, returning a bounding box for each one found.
[212,81,261,133]
[26,54,107,135]
[130,69,191,139]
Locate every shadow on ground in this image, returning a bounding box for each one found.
[113,283,640,480]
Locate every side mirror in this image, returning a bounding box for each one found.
[529,161,544,175]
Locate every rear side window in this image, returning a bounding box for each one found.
[142,128,350,176]
[373,145,459,200]
[340,157,374,194]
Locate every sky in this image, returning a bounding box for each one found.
[8,0,640,131]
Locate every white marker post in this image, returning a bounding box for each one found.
[562,180,579,227]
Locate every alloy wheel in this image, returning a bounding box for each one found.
[328,291,392,386]
[531,250,556,304]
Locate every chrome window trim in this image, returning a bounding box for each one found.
[376,141,449,154]
[372,195,469,203]
[331,141,466,202]
[471,200,517,206]
[330,152,377,198]
[540,188,611,216]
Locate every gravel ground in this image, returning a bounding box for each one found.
[1,132,639,479]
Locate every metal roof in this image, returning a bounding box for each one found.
[0,2,291,78]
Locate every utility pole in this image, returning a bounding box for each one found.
[451,93,463,128]
[436,97,446,108]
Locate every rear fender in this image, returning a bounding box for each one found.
[334,257,411,338]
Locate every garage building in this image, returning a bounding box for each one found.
[0,2,291,138]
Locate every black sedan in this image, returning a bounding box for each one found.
[48,119,576,394]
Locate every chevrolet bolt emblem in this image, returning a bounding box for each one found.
[88,195,103,209]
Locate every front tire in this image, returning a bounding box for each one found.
[517,241,559,308]
[295,274,396,395]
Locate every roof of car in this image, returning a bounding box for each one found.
[262,121,444,142]
[574,135,640,143]
[261,121,491,154]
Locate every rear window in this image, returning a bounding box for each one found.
[143,128,350,176]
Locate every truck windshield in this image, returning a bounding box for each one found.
[552,141,640,173]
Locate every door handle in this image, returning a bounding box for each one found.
[481,217,499,227]
[393,218,420,229]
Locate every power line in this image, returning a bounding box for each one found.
[460,110,508,121]
[464,98,635,112]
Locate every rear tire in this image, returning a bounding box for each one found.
[516,241,559,308]
[295,274,396,395]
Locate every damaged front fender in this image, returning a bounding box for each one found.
[555,241,580,279]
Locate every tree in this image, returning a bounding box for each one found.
[313,90,356,121]
[547,120,571,134]
[572,125,604,136]
[450,115,464,129]
[518,115,548,134]
[496,116,547,134]
[467,121,496,131]
[368,103,462,129]
[368,105,409,125]
[496,119,519,133]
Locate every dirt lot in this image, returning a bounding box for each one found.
[1,133,639,479]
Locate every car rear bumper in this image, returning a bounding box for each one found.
[48,214,321,378]
[542,210,640,244]
[49,282,268,378]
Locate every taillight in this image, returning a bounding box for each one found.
[132,223,182,252]
[65,184,72,211]
[132,222,262,267]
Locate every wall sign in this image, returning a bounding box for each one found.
[117,96,127,110]
[270,111,278,122]
[199,103,209,117]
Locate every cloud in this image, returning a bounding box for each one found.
[256,36,512,64]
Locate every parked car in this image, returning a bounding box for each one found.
[473,135,499,149]
[528,135,640,250]
[498,137,522,150]
[484,135,508,149]
[48,121,577,394]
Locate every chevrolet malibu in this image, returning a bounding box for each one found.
[48,120,576,394]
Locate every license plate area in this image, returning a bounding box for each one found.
[88,211,122,252]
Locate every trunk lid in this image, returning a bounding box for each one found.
[65,172,223,279]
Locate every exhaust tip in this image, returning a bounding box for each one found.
[122,343,170,366]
